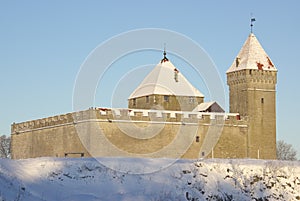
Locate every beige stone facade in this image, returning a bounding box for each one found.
[128,94,204,111]
[11,108,249,159]
[227,69,277,159]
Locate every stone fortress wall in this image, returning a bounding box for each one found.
[11,108,250,159]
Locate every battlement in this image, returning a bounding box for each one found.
[227,69,277,85]
[106,108,241,122]
[11,112,75,134]
[11,107,245,134]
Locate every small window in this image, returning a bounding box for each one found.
[164,95,169,102]
[201,152,205,157]
[146,96,149,103]
[261,98,264,104]
[133,98,136,106]
[196,136,200,142]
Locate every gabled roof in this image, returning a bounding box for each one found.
[129,58,204,99]
[227,33,277,73]
[192,101,224,113]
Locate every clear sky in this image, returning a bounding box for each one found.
[1,1,300,157]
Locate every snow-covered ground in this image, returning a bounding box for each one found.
[0,157,299,201]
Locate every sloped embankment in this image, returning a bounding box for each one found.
[0,158,299,201]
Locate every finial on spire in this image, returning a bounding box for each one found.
[250,15,256,33]
[161,43,169,63]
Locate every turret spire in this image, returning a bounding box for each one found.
[161,43,169,63]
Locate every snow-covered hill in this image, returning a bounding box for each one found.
[0,157,299,201]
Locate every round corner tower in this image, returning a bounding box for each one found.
[226,33,277,159]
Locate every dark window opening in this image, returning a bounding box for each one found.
[201,152,205,157]
[164,95,169,102]
[133,98,136,106]
[64,153,84,158]
[196,136,200,142]
[146,96,149,103]
[261,98,264,104]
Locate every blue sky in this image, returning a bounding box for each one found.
[1,1,300,157]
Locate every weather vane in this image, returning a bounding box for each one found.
[250,15,256,33]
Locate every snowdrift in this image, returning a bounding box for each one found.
[0,157,299,201]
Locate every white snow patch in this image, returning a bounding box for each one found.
[0,157,299,201]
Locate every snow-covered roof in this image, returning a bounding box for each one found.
[192,101,224,113]
[226,33,277,73]
[129,58,204,99]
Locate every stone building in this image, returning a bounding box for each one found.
[10,33,277,160]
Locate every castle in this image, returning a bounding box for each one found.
[10,33,277,160]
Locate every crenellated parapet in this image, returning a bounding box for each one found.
[11,107,246,134]
[11,112,75,134]
[227,69,277,85]
[96,107,242,122]
[11,108,100,134]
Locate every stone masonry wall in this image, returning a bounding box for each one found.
[227,69,277,159]
[11,108,249,159]
[128,95,204,111]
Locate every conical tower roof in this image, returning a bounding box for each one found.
[227,33,277,73]
[129,54,204,99]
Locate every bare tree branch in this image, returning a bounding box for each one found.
[276,140,297,161]
[0,135,11,158]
